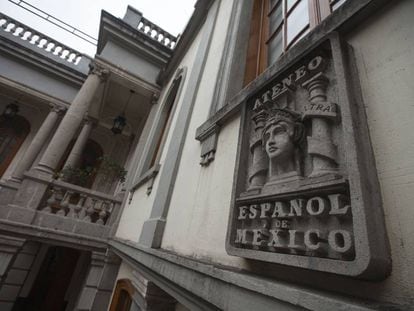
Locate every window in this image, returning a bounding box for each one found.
[109,279,135,311]
[140,69,185,173]
[129,68,186,193]
[244,0,339,84]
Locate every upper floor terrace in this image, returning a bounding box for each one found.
[0,7,177,251]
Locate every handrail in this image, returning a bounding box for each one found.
[40,179,123,226]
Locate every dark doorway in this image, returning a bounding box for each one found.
[13,246,81,311]
[0,115,30,177]
[58,138,103,188]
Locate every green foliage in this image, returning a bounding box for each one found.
[57,155,127,187]
[97,155,127,183]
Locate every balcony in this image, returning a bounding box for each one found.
[0,169,124,250]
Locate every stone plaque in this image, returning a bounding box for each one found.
[226,35,390,279]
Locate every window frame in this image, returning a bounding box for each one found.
[129,67,186,193]
[109,279,135,311]
[245,0,333,84]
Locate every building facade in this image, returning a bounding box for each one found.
[0,0,413,310]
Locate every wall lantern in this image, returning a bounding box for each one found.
[111,90,134,135]
[2,102,20,119]
[111,114,126,135]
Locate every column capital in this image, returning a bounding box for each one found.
[48,103,67,115]
[151,92,160,105]
[88,62,110,81]
[83,116,98,127]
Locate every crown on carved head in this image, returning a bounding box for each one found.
[264,108,301,125]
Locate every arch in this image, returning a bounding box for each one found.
[109,279,135,311]
[147,67,187,170]
[79,139,103,188]
[0,115,30,177]
[57,138,103,188]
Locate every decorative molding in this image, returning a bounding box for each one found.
[129,164,160,198]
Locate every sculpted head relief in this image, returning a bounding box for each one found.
[262,109,304,180]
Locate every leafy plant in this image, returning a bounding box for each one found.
[57,155,127,187]
[96,155,127,183]
[58,165,95,187]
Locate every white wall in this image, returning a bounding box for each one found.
[116,0,414,306]
[344,0,414,304]
[115,28,201,242]
[0,55,79,103]
[159,0,247,266]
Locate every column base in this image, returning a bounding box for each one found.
[139,218,166,248]
[33,164,55,175]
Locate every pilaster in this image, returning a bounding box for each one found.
[76,251,120,311]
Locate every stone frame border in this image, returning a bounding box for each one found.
[225,33,391,280]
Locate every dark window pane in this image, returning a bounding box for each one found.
[269,1,283,34]
[268,30,283,64]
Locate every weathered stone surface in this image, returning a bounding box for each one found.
[226,34,390,279]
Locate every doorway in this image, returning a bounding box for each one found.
[13,246,81,311]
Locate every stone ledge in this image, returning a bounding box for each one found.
[109,238,404,311]
[0,218,107,252]
[130,164,161,192]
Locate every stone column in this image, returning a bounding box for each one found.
[247,109,268,194]
[35,65,107,175]
[10,104,66,183]
[302,73,338,177]
[62,118,95,170]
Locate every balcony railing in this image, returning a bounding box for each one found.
[39,179,122,226]
[137,16,177,49]
[0,13,91,73]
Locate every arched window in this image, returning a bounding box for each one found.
[109,279,135,311]
[140,69,185,173]
[0,115,30,177]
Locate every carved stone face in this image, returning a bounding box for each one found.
[263,121,295,161]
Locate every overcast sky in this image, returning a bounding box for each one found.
[0,0,196,56]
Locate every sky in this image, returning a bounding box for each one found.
[0,0,196,56]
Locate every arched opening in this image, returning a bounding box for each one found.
[109,279,134,311]
[149,75,182,168]
[15,246,82,311]
[58,139,103,188]
[78,139,103,188]
[0,115,30,178]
